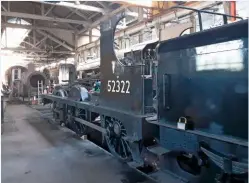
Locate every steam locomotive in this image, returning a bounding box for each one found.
[5,64,48,99]
[41,7,248,183]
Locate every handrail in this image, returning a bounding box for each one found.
[170,5,243,31]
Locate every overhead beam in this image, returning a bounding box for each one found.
[36,1,106,13]
[26,52,40,57]
[88,12,101,20]
[96,2,110,10]
[0,52,57,61]
[64,8,89,24]
[45,5,55,16]
[87,2,116,20]
[77,1,217,51]
[2,47,75,54]
[51,11,77,31]
[24,35,48,50]
[75,2,116,28]
[41,3,44,15]
[77,39,100,51]
[72,9,89,21]
[24,57,57,61]
[33,21,36,45]
[26,55,51,58]
[22,41,40,49]
[89,29,92,42]
[36,30,74,51]
[34,36,47,47]
[115,2,217,38]
[1,11,90,25]
[39,43,61,57]
[1,22,75,33]
[78,5,129,35]
[25,53,54,58]
[1,4,7,12]
[8,1,10,11]
[65,9,77,19]
[54,44,61,49]
[38,42,62,57]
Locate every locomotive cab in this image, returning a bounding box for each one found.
[99,13,158,115]
[157,20,248,139]
[156,20,248,183]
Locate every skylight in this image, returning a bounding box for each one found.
[1,18,31,48]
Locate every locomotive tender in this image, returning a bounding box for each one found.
[41,7,248,183]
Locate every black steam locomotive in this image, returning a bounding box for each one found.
[42,7,248,183]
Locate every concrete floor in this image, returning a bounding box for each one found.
[1,104,154,183]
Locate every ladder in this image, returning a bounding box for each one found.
[37,80,44,104]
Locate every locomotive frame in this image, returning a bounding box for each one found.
[41,6,248,183]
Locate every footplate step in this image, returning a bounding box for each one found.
[147,145,170,156]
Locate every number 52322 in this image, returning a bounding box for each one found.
[107,80,130,93]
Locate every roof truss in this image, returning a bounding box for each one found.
[1,1,141,61]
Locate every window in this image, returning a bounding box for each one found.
[195,39,246,71]
[121,38,130,49]
[142,31,152,42]
[151,28,158,40]
[130,34,139,46]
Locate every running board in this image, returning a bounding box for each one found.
[74,117,107,135]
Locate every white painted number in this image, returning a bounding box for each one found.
[107,80,111,92]
[107,80,130,94]
[121,80,125,93]
[125,81,130,94]
[116,80,120,92]
[111,80,115,92]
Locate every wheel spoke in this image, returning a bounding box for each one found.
[110,137,114,145]
[116,139,121,154]
[72,108,87,136]
[114,139,118,153]
[121,139,127,157]
[123,139,132,154]
[121,132,126,136]
[105,118,132,161]
[77,109,86,119]
[118,140,121,155]
[106,120,111,124]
